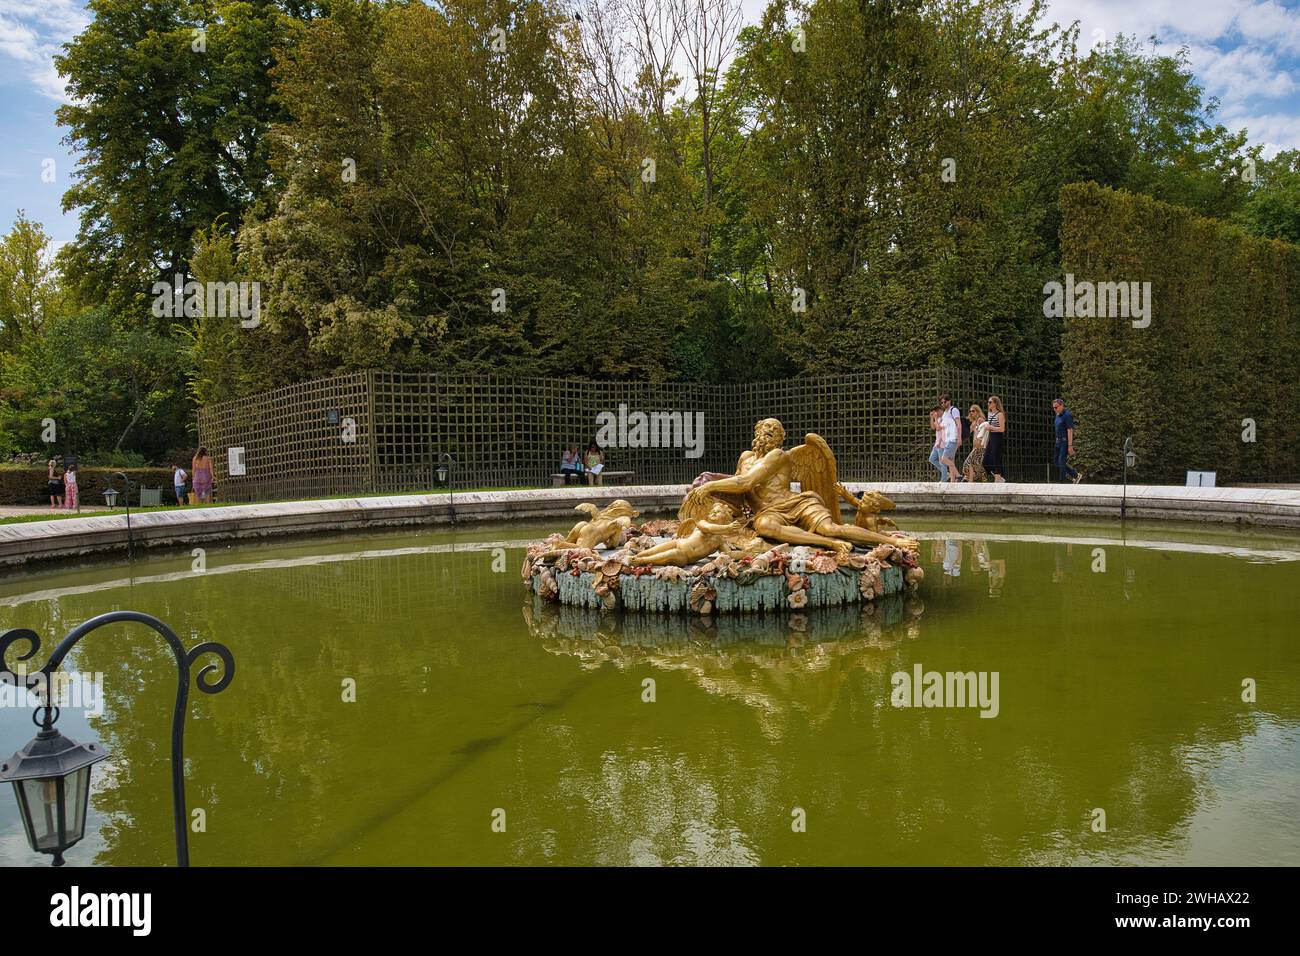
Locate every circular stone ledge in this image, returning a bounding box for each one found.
[2,482,1297,570]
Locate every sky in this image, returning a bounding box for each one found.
[3,0,1300,244]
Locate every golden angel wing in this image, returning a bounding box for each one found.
[677,487,714,523]
[788,433,842,523]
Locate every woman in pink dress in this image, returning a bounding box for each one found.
[192,447,214,503]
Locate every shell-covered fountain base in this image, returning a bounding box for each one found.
[523,518,922,616]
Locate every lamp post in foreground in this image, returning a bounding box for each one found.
[0,611,234,866]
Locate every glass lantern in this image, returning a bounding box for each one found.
[0,712,108,866]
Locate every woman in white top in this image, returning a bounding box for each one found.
[173,464,188,505]
[962,405,989,482]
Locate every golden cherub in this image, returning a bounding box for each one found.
[629,501,753,567]
[544,499,640,554]
[837,485,900,535]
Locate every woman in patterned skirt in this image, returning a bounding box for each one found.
[962,405,990,481]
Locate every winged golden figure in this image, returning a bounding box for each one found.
[543,499,640,555]
[629,500,756,566]
[681,418,918,552]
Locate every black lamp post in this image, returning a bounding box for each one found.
[114,470,134,558]
[1121,436,1136,521]
[437,453,456,524]
[0,611,234,867]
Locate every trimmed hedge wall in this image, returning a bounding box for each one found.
[1060,182,1300,484]
[0,468,175,506]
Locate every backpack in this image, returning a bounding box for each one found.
[958,409,971,446]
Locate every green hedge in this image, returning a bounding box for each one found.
[0,468,175,506]
[1059,182,1300,483]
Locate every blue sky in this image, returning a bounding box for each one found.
[4,0,1300,244]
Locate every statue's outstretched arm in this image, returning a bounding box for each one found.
[701,451,779,494]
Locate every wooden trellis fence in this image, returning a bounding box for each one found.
[198,369,1058,502]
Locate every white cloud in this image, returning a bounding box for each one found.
[1219,110,1300,157]
[1185,42,1297,103]
[0,1,89,102]
[0,15,42,63]
[1046,0,1300,151]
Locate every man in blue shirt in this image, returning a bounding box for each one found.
[1052,398,1081,483]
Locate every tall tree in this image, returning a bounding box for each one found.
[55,0,305,305]
[1237,149,1300,243]
[0,212,61,352]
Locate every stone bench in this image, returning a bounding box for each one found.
[550,470,635,487]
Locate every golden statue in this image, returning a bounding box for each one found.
[682,418,919,553]
[628,501,755,567]
[837,486,899,535]
[545,499,640,553]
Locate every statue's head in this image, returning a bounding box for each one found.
[600,499,639,520]
[752,418,785,455]
[861,490,895,511]
[707,500,739,522]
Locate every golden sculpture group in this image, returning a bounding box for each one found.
[548,418,920,566]
[535,416,915,564]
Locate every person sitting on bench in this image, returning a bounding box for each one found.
[559,443,582,484]
[583,441,605,485]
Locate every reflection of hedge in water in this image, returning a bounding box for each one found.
[269,544,515,626]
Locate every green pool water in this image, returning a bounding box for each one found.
[1,516,1297,867]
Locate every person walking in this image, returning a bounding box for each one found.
[984,395,1007,483]
[927,407,947,480]
[192,447,214,503]
[62,462,78,511]
[46,459,64,509]
[173,463,189,505]
[1052,398,1081,483]
[962,405,990,482]
[937,395,960,483]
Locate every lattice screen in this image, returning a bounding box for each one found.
[200,369,1058,501]
[196,371,373,501]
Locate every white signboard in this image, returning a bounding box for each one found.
[228,446,247,477]
[1185,470,1216,488]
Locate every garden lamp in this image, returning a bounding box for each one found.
[0,708,108,866]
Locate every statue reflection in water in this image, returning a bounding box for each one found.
[522,594,925,728]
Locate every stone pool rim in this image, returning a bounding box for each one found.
[3,482,1299,569]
